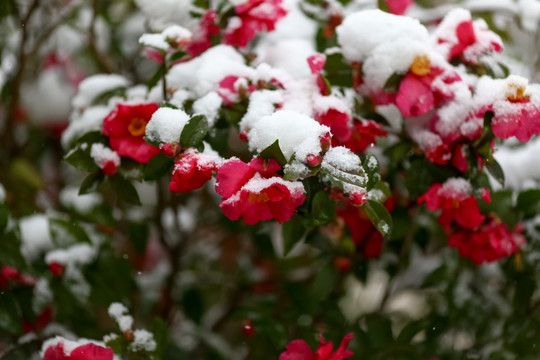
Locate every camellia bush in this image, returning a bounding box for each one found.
[2,0,540,359]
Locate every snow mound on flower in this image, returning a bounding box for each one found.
[247,110,330,161]
[193,91,223,126]
[167,45,254,98]
[145,107,190,144]
[131,330,157,352]
[45,243,97,267]
[240,90,284,133]
[322,146,362,172]
[40,336,109,358]
[139,25,192,51]
[336,9,429,63]
[72,74,129,110]
[108,302,133,332]
[90,143,120,170]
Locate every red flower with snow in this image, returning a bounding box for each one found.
[490,99,540,143]
[223,0,287,48]
[308,54,330,95]
[448,219,525,264]
[0,265,37,289]
[433,9,502,63]
[102,103,161,164]
[315,108,351,143]
[418,178,489,233]
[43,339,114,360]
[217,75,256,105]
[186,10,221,57]
[384,0,413,15]
[215,158,305,225]
[340,120,387,153]
[169,149,220,193]
[280,333,354,360]
[395,56,461,118]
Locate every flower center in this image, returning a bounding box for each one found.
[411,55,431,76]
[248,192,270,203]
[128,118,147,137]
[507,86,528,102]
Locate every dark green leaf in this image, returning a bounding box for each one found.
[64,147,98,172]
[106,335,128,354]
[109,174,141,205]
[361,153,380,191]
[147,65,165,90]
[143,153,174,181]
[91,87,126,106]
[365,314,393,349]
[10,158,44,190]
[129,223,149,253]
[152,317,169,358]
[364,199,393,238]
[282,215,306,255]
[485,157,505,187]
[168,50,188,63]
[79,171,105,195]
[259,139,288,166]
[308,263,337,302]
[383,73,404,93]
[0,292,22,335]
[180,114,209,148]
[182,289,204,324]
[311,191,336,225]
[323,52,353,88]
[0,203,9,233]
[517,189,540,218]
[50,218,92,244]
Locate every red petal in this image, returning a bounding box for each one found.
[69,343,114,360]
[215,159,255,198]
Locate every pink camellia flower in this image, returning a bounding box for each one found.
[448,219,525,264]
[43,338,114,360]
[384,0,413,15]
[490,99,540,143]
[307,54,330,96]
[395,56,461,118]
[433,9,502,63]
[215,158,305,225]
[169,149,220,193]
[418,178,489,233]
[217,75,256,105]
[279,333,354,360]
[185,10,221,57]
[102,103,161,164]
[223,0,287,48]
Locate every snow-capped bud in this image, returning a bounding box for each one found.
[124,329,134,341]
[48,262,65,277]
[320,132,332,152]
[239,131,248,142]
[306,154,321,167]
[161,142,182,157]
[349,191,368,206]
[242,319,255,336]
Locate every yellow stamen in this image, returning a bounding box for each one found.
[128,118,147,137]
[248,192,270,203]
[411,55,431,76]
[507,86,528,102]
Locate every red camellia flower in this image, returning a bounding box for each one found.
[186,10,221,57]
[307,54,330,96]
[448,218,525,264]
[102,103,161,164]
[279,333,354,360]
[169,149,220,193]
[418,178,489,233]
[215,158,305,225]
[340,120,387,153]
[223,0,287,48]
[315,107,351,143]
[217,75,256,105]
[384,0,413,15]
[43,339,114,360]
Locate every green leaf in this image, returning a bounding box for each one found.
[109,174,141,205]
[106,335,128,354]
[308,263,337,302]
[91,87,126,106]
[323,52,353,88]
[0,203,9,233]
[259,139,288,166]
[129,223,149,253]
[364,199,393,239]
[10,158,44,190]
[361,153,380,191]
[182,289,204,324]
[50,218,92,244]
[168,50,188,63]
[143,153,174,181]
[79,171,105,195]
[180,114,209,148]
[64,147,98,172]
[0,292,22,335]
[485,156,505,187]
[365,314,394,349]
[517,189,540,218]
[152,317,169,358]
[311,191,336,225]
[383,72,404,93]
[282,215,306,255]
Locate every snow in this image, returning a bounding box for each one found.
[130,329,157,352]
[90,143,120,170]
[495,137,540,189]
[135,0,198,31]
[62,106,111,147]
[239,90,284,133]
[139,25,192,51]
[108,303,134,332]
[519,0,540,32]
[45,243,97,267]
[167,45,253,98]
[322,146,362,172]
[247,110,330,162]
[193,92,223,127]
[72,74,129,111]
[41,336,110,358]
[145,107,190,144]
[59,187,101,213]
[19,214,53,261]
[336,9,429,63]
